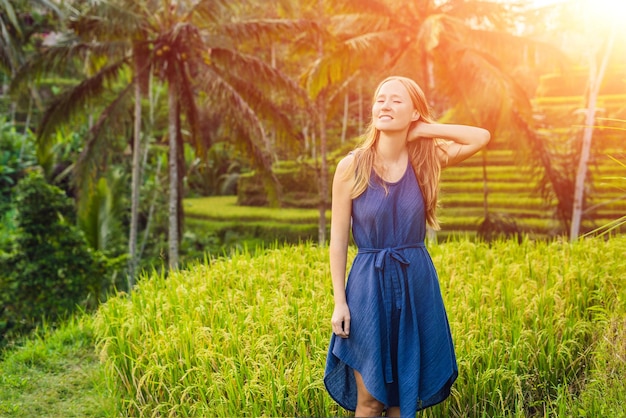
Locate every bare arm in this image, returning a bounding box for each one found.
[329,155,354,338]
[409,122,491,167]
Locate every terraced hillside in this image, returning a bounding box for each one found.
[439,149,626,238]
[185,149,625,247]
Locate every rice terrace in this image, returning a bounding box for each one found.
[0,0,625,417]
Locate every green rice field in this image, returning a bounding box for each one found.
[86,236,626,417]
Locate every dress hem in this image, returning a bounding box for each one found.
[324,351,458,414]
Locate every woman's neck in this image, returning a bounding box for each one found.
[376,131,407,164]
[373,131,408,182]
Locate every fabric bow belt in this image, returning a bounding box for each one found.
[357,242,425,383]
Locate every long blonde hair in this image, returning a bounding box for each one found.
[345,76,446,230]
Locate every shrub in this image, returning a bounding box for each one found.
[0,172,112,344]
[0,119,37,213]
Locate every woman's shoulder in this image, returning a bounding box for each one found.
[337,151,357,167]
[342,148,368,164]
[334,154,353,178]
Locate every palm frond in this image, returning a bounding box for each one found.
[332,0,393,16]
[324,72,361,117]
[32,0,64,19]
[434,44,534,143]
[216,18,320,45]
[0,13,21,71]
[0,0,22,37]
[436,0,517,31]
[10,37,129,93]
[300,27,399,99]
[68,0,148,41]
[37,59,130,144]
[582,214,626,238]
[0,47,11,74]
[329,13,390,37]
[73,79,134,195]
[414,11,568,77]
[200,68,273,174]
[287,12,391,58]
[168,21,204,53]
[208,67,305,149]
[191,0,233,26]
[209,47,311,110]
[77,168,126,251]
[413,13,447,52]
[440,18,568,70]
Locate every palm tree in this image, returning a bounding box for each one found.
[12,0,151,286]
[551,1,623,241]
[273,0,382,245]
[570,26,617,240]
[294,0,563,240]
[522,0,625,239]
[145,0,314,267]
[12,0,314,272]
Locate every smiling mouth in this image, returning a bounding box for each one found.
[379,115,393,120]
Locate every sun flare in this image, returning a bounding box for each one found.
[574,0,626,32]
[531,0,626,34]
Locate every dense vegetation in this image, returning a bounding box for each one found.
[0,172,122,342]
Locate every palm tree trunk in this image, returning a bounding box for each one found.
[482,149,489,220]
[168,78,179,269]
[358,82,363,134]
[128,55,143,289]
[340,92,348,144]
[315,0,328,246]
[139,154,162,260]
[570,26,616,241]
[317,97,328,246]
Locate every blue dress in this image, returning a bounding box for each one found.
[324,161,458,415]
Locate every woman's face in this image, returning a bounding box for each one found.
[372,79,419,133]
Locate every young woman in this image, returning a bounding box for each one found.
[324,76,490,417]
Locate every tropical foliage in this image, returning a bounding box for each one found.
[0,172,115,345]
[9,0,315,270]
[0,117,36,211]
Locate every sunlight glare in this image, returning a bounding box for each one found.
[579,0,626,31]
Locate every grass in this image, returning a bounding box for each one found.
[0,316,115,417]
[184,196,329,223]
[183,195,557,247]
